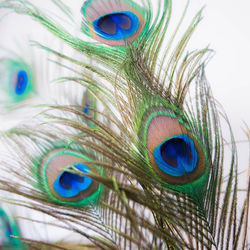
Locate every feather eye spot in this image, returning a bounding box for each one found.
[39,150,103,206]
[0,58,33,103]
[153,135,198,177]
[93,12,138,40]
[82,0,146,46]
[140,111,207,185]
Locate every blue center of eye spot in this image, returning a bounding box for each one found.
[93,11,140,40]
[4,218,12,237]
[153,134,198,177]
[0,211,13,243]
[83,103,90,115]
[15,70,28,95]
[53,163,93,198]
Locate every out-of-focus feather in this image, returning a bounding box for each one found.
[0,57,33,105]
[81,88,97,128]
[0,207,25,249]
[0,40,90,132]
[0,46,40,117]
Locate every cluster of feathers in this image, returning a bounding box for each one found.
[0,0,249,249]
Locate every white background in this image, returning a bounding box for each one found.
[0,0,249,243]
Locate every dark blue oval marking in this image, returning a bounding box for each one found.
[93,11,140,40]
[83,103,90,115]
[15,70,28,95]
[153,134,198,177]
[53,163,93,198]
[0,210,14,244]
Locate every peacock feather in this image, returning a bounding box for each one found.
[0,0,249,249]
